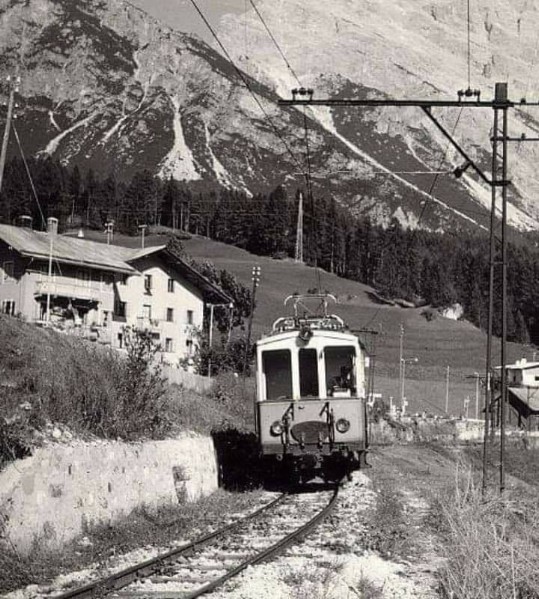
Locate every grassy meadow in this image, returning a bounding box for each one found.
[181,235,534,416]
[67,228,536,415]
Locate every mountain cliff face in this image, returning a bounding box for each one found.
[216,0,539,231]
[0,0,538,232]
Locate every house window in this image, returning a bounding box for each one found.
[2,299,15,315]
[144,275,152,293]
[2,261,14,283]
[114,300,127,319]
[142,304,152,319]
[166,308,174,322]
[165,338,174,352]
[117,274,128,286]
[117,333,123,349]
[186,339,193,354]
[168,278,174,293]
[187,310,194,325]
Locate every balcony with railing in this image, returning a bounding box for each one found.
[136,317,161,332]
[34,279,113,302]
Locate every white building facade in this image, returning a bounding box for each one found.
[0,222,231,365]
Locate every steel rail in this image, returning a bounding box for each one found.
[182,482,341,599]
[54,494,287,599]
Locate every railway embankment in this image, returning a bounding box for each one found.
[0,433,218,555]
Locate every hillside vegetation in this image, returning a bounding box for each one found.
[181,234,534,416]
[0,315,252,469]
[7,153,539,347]
[48,226,536,417]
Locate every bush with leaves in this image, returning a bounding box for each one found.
[0,316,174,467]
[188,332,253,377]
[116,326,170,439]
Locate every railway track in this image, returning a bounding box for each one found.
[53,483,341,599]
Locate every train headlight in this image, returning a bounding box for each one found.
[270,421,284,436]
[336,418,351,433]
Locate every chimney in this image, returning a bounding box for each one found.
[18,215,33,229]
[47,217,58,236]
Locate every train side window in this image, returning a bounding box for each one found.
[262,349,292,400]
[299,348,318,398]
[325,346,356,396]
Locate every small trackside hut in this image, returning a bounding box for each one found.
[255,294,369,483]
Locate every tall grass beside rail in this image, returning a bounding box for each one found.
[433,470,539,599]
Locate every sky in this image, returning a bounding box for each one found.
[130,0,246,41]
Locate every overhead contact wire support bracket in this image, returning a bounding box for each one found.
[279,83,539,495]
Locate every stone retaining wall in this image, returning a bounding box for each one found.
[0,433,218,555]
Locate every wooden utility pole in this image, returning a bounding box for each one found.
[207,303,215,379]
[243,266,261,375]
[0,75,19,194]
[105,221,114,245]
[398,323,404,403]
[138,224,147,248]
[466,372,481,420]
[445,365,450,414]
[294,191,304,263]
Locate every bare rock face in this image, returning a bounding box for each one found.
[217,0,539,230]
[1,0,538,232]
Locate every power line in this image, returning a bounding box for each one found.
[248,0,301,87]
[12,122,47,229]
[187,0,304,175]
[415,107,464,229]
[466,0,472,89]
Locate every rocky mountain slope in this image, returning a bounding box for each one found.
[217,0,539,231]
[0,0,538,231]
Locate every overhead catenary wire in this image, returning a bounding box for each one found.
[247,0,316,232]
[12,122,47,230]
[362,110,465,330]
[248,0,302,87]
[245,0,322,287]
[466,0,471,89]
[12,122,65,280]
[415,107,464,229]
[187,0,304,175]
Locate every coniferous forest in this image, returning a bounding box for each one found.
[1,156,539,345]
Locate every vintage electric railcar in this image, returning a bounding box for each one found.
[255,294,369,482]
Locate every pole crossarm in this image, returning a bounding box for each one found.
[278,98,539,108]
[279,94,534,188]
[500,137,539,142]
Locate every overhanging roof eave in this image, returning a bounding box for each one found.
[20,251,137,275]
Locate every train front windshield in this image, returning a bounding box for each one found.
[325,346,356,396]
[262,349,293,399]
[262,344,357,400]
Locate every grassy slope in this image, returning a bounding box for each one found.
[181,235,533,417]
[74,229,534,417]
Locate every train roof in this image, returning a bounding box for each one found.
[256,314,365,348]
[255,294,369,349]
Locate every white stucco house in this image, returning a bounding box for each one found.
[0,219,231,364]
